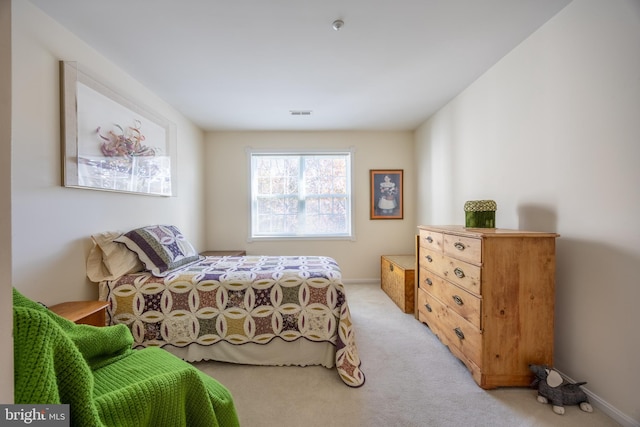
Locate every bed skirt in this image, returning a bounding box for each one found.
[162,339,336,368]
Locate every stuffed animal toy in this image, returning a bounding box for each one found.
[529,364,593,415]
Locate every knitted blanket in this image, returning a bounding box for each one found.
[13,289,239,427]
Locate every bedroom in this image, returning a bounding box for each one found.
[1,0,638,426]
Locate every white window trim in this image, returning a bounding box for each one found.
[246,146,356,242]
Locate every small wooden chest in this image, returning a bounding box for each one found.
[380,255,415,313]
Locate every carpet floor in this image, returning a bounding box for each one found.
[194,283,619,427]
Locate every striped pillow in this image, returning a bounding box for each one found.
[115,225,201,277]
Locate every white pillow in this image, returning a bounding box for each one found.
[86,231,144,282]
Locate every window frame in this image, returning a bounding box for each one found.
[247,147,355,241]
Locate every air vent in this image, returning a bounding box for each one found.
[289,110,312,116]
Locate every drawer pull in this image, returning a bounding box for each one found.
[454,327,465,340]
[389,264,394,272]
[426,236,433,243]
[425,278,433,286]
[425,303,432,313]
[452,295,464,306]
[454,267,465,278]
[426,255,433,263]
[454,242,466,251]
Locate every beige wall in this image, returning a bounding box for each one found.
[6,0,639,424]
[0,0,13,404]
[415,0,640,424]
[204,131,416,281]
[10,0,207,305]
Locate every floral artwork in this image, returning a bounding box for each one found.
[61,61,175,196]
[98,120,157,157]
[370,170,403,219]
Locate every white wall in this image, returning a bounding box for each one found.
[204,131,416,282]
[8,0,638,422]
[11,0,207,305]
[0,0,13,405]
[415,0,640,424]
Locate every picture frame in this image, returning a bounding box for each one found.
[60,61,176,196]
[370,169,403,219]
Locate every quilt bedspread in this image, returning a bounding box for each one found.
[103,255,365,387]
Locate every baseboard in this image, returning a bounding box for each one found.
[583,388,639,427]
[342,279,380,285]
[558,369,639,427]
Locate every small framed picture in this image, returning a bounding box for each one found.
[370,169,403,219]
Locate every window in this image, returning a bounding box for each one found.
[249,149,354,240]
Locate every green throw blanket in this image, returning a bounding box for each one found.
[13,288,239,427]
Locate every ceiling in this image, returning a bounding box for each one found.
[28,0,571,131]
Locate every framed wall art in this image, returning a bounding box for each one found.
[60,61,176,196]
[370,169,403,219]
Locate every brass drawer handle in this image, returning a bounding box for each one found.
[454,327,465,340]
[425,278,432,286]
[452,295,464,306]
[425,303,432,313]
[389,264,394,272]
[426,255,433,263]
[454,267,465,278]
[426,236,433,243]
[454,242,466,251]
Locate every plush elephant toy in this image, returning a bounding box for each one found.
[529,364,593,415]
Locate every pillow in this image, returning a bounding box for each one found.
[114,225,202,277]
[86,231,144,282]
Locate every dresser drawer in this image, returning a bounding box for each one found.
[418,229,443,252]
[444,234,481,265]
[417,287,447,337]
[418,247,440,271]
[419,249,481,296]
[417,288,482,367]
[419,266,481,329]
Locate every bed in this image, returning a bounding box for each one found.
[88,225,365,388]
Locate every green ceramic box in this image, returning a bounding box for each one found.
[464,200,497,228]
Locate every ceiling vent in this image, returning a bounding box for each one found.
[289,110,312,116]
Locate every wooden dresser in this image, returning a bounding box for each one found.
[416,225,558,389]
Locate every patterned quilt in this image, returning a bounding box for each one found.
[103,255,365,387]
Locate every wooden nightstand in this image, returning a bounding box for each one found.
[201,250,246,256]
[49,300,110,326]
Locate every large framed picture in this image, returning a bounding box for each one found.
[60,61,176,196]
[370,169,403,219]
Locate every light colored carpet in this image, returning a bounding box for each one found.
[194,283,619,427]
